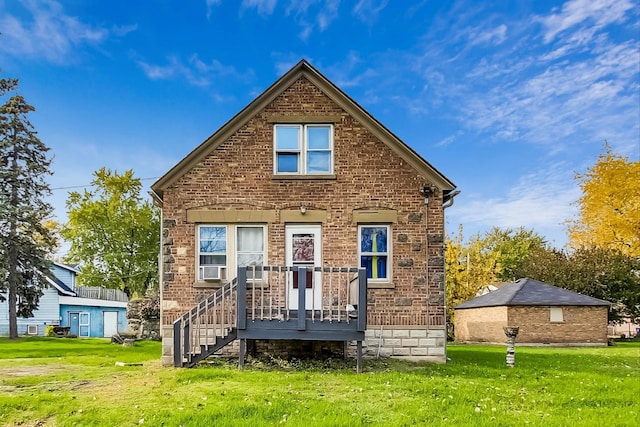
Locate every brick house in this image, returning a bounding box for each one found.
[454,278,610,345]
[151,60,458,367]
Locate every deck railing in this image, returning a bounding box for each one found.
[172,266,367,368]
[74,286,129,302]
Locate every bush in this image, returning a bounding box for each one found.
[44,325,56,337]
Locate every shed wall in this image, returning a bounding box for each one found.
[454,306,508,342]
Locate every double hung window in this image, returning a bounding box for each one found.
[197,225,266,282]
[359,225,390,282]
[274,124,333,175]
[198,226,227,281]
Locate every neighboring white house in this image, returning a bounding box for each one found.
[0,262,129,337]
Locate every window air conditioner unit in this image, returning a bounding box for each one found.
[201,266,226,281]
[27,325,38,335]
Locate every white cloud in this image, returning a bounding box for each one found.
[539,0,634,43]
[242,0,278,16]
[137,54,254,90]
[206,0,222,19]
[0,0,120,64]
[353,0,389,25]
[449,163,581,246]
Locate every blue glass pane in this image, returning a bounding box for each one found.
[200,227,226,253]
[307,126,330,149]
[360,256,387,279]
[360,227,387,252]
[276,126,300,149]
[277,153,299,172]
[307,151,330,173]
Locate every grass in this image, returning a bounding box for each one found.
[0,337,638,426]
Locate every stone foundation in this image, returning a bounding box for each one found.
[161,325,447,366]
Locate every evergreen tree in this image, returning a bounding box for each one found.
[0,78,56,339]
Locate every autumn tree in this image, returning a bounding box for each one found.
[0,78,56,339]
[445,226,501,322]
[61,168,159,296]
[568,145,640,257]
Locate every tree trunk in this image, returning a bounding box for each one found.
[8,142,19,339]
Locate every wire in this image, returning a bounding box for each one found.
[50,177,161,191]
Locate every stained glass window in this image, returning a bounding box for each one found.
[359,226,389,280]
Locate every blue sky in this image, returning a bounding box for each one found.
[1,0,638,251]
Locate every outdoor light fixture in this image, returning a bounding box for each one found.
[300,205,307,215]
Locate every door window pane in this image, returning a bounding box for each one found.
[292,234,314,262]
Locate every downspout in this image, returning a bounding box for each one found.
[421,186,436,338]
[442,189,459,352]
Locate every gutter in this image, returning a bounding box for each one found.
[443,190,461,209]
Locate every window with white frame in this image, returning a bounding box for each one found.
[236,226,265,280]
[550,307,563,322]
[359,225,390,282]
[274,124,333,175]
[198,226,227,281]
[197,225,266,282]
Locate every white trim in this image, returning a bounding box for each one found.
[59,296,128,308]
[197,224,228,282]
[285,224,322,309]
[358,224,392,283]
[43,275,76,296]
[27,324,38,335]
[273,124,334,175]
[236,225,267,282]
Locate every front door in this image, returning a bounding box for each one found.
[286,225,322,310]
[69,312,80,336]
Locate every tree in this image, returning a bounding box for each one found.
[0,79,56,339]
[480,227,547,282]
[445,226,501,322]
[61,168,159,296]
[568,144,640,257]
[516,247,640,323]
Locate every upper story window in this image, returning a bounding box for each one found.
[274,124,333,175]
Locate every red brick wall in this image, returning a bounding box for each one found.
[508,306,608,344]
[454,306,508,342]
[160,77,447,329]
[454,305,608,344]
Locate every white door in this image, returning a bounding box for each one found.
[103,311,119,337]
[286,225,322,310]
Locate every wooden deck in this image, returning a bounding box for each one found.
[173,266,368,371]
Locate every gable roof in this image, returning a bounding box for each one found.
[43,273,76,297]
[53,262,81,274]
[455,278,610,309]
[151,59,456,200]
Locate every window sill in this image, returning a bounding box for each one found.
[272,174,336,181]
[368,282,395,290]
[192,281,269,289]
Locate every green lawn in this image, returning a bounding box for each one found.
[0,338,638,426]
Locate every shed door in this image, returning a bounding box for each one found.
[69,312,80,336]
[103,311,119,337]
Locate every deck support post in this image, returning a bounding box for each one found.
[297,267,306,331]
[356,341,363,373]
[239,338,246,370]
